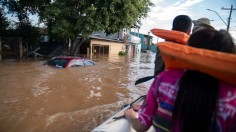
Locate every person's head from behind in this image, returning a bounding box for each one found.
[192,18,215,33]
[173,29,235,132]
[188,28,235,53]
[172,15,192,35]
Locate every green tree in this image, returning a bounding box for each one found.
[15,21,40,52]
[0,8,9,36]
[1,1,41,54]
[1,0,50,22]
[42,0,154,55]
[1,0,154,55]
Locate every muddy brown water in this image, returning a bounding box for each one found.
[0,52,155,132]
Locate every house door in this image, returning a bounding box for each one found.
[92,45,109,54]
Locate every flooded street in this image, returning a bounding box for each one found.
[0,52,155,132]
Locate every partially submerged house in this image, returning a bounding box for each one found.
[89,37,125,55]
[88,28,141,55]
[36,27,143,57]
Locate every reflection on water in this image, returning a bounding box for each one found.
[0,52,155,132]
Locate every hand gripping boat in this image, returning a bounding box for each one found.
[92,95,155,132]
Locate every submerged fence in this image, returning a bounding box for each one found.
[0,36,66,60]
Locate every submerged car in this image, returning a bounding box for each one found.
[47,56,95,68]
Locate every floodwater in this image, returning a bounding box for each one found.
[0,52,155,132]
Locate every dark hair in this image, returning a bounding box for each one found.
[188,29,235,53]
[192,24,215,33]
[172,29,235,132]
[172,15,192,33]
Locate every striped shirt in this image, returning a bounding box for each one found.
[138,69,236,132]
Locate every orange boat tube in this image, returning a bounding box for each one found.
[151,28,189,45]
[158,42,236,85]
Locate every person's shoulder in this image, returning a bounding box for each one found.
[160,69,184,77]
[218,81,236,106]
[218,81,236,125]
[157,69,185,83]
[219,81,236,90]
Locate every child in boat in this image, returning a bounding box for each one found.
[125,29,236,132]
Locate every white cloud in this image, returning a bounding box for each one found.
[139,0,236,43]
[139,0,204,35]
[137,0,236,43]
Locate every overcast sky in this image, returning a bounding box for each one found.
[139,0,236,42]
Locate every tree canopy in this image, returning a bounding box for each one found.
[1,0,154,38]
[1,0,50,22]
[0,8,9,35]
[1,0,154,55]
[42,0,154,39]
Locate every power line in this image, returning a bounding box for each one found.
[207,9,228,26]
[221,5,236,32]
[207,4,236,32]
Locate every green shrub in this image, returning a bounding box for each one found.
[118,51,127,56]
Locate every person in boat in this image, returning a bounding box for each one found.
[135,15,192,85]
[154,15,192,77]
[125,29,236,132]
[192,17,215,33]
[135,17,216,85]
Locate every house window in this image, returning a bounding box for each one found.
[143,37,147,45]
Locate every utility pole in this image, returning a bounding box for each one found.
[222,5,236,32]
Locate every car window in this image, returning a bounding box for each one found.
[67,60,75,67]
[47,58,68,68]
[84,60,95,66]
[73,59,84,67]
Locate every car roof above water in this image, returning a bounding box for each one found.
[52,56,89,60]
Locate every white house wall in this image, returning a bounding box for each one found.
[90,39,125,55]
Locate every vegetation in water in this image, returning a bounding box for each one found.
[119,51,127,56]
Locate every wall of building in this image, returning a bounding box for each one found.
[130,32,157,53]
[90,39,125,55]
[130,32,148,50]
[150,44,157,53]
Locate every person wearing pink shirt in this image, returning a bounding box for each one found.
[125,29,236,132]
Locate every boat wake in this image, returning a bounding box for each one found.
[45,100,128,131]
